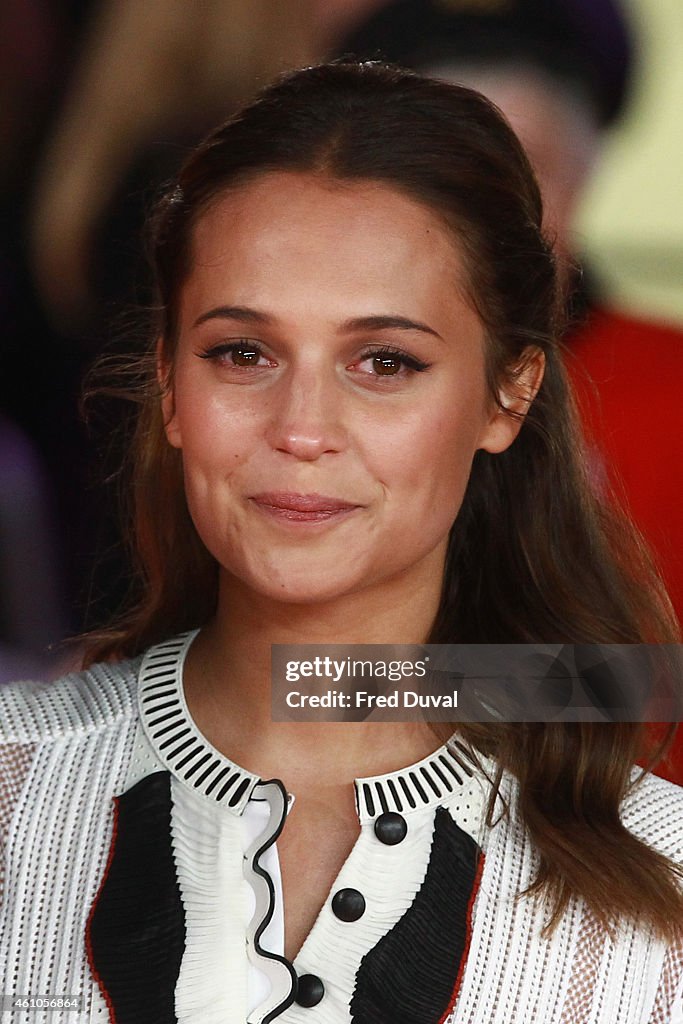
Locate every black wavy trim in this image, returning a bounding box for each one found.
[250,779,298,1023]
[87,771,185,1024]
[350,807,481,1024]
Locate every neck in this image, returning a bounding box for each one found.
[183,565,447,784]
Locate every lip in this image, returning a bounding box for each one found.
[250,491,361,523]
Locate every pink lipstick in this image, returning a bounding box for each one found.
[250,491,360,523]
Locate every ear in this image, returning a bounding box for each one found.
[156,338,182,449]
[477,346,545,454]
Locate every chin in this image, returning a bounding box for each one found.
[223,545,371,603]
[223,556,372,607]
[254,576,361,606]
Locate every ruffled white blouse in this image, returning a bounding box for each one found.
[1,631,682,1023]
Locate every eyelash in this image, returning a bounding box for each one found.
[360,346,430,374]
[199,342,267,365]
[198,341,430,375]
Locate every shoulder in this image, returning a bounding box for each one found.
[621,769,683,865]
[490,765,683,866]
[0,655,144,745]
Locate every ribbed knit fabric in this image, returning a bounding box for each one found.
[1,637,682,1024]
[0,660,140,1023]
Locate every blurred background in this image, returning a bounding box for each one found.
[577,0,683,325]
[0,0,681,778]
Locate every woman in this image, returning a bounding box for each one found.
[1,61,682,1023]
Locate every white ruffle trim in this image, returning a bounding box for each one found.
[171,776,252,1022]
[170,775,296,1023]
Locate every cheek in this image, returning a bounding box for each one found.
[426,418,481,522]
[374,390,487,508]
[170,394,253,547]
[172,384,257,469]
[403,380,489,475]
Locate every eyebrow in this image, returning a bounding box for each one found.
[192,305,444,341]
[343,314,444,342]
[193,305,271,328]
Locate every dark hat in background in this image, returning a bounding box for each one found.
[337,0,634,126]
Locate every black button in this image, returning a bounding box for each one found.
[331,887,366,922]
[374,811,407,845]
[295,973,325,1007]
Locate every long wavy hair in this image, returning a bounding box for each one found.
[84,61,682,938]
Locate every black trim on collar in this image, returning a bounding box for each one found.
[354,743,476,823]
[138,633,486,825]
[138,633,260,815]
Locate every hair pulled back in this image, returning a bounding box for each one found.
[86,61,681,938]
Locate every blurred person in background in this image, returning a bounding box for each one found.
[337,0,683,785]
[28,0,320,331]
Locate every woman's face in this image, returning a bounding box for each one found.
[162,172,532,605]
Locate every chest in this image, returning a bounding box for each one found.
[275,796,361,962]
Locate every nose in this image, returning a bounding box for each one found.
[265,363,348,461]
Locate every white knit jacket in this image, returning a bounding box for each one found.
[1,633,682,1024]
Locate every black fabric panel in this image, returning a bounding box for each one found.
[350,807,481,1024]
[87,771,186,1024]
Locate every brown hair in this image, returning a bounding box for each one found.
[84,61,682,938]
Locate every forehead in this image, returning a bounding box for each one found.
[181,171,474,321]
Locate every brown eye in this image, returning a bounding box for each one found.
[372,354,401,376]
[232,346,260,366]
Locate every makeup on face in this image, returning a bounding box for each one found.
[162,171,517,607]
